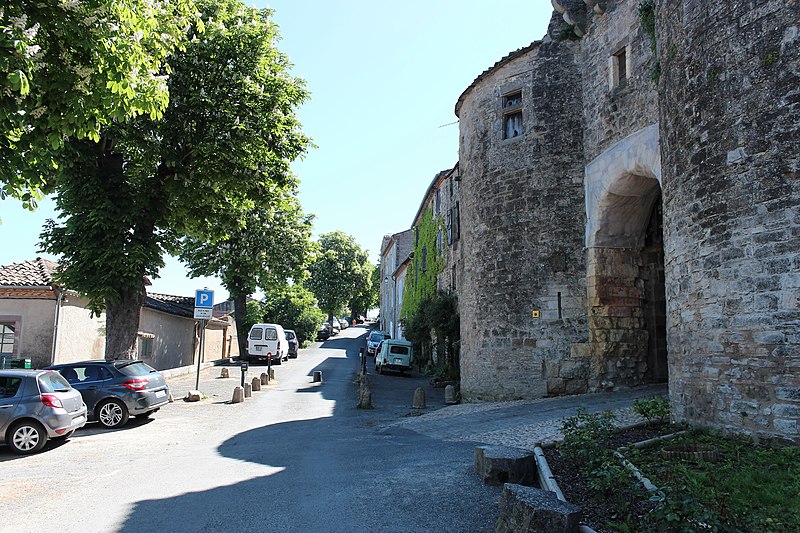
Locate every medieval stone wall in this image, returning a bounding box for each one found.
[456,20,589,401]
[658,0,800,440]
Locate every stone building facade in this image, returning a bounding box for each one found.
[455,0,799,442]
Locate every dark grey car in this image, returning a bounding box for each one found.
[46,360,169,429]
[0,369,87,454]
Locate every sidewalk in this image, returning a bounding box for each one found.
[162,360,258,402]
[389,383,669,449]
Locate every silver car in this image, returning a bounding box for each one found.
[0,369,87,454]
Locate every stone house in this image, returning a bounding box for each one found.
[0,258,237,370]
[379,230,414,338]
[452,0,799,442]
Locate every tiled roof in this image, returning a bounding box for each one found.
[144,293,194,318]
[0,257,59,287]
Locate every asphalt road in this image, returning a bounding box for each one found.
[0,326,498,533]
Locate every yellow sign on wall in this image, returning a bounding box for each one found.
[531,310,540,319]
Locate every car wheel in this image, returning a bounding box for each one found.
[97,399,129,428]
[52,429,75,441]
[8,420,47,454]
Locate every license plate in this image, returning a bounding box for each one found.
[155,390,167,398]
[256,346,262,351]
[394,359,403,365]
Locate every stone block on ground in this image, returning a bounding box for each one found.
[231,386,244,403]
[244,382,252,398]
[220,367,230,378]
[313,371,322,383]
[269,368,275,380]
[260,372,268,385]
[412,387,426,409]
[358,374,373,409]
[184,390,202,402]
[251,376,261,392]
[494,484,581,533]
[445,384,457,404]
[475,445,537,486]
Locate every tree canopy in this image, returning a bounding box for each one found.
[39,0,311,358]
[307,231,371,321]
[1,0,197,207]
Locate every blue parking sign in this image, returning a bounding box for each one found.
[195,289,214,308]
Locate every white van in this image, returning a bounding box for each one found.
[247,323,288,364]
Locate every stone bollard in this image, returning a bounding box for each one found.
[251,376,262,392]
[445,384,457,404]
[357,374,373,409]
[260,372,268,386]
[244,382,252,398]
[412,387,426,409]
[184,390,202,402]
[231,386,244,403]
[220,367,230,379]
[313,370,323,383]
[269,368,275,380]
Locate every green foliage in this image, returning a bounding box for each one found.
[558,409,617,471]
[401,208,445,317]
[628,430,800,531]
[402,291,460,378]
[243,300,264,335]
[40,0,311,357]
[637,0,661,82]
[1,0,199,205]
[632,396,670,425]
[261,284,325,344]
[348,261,379,319]
[763,51,780,68]
[307,231,370,320]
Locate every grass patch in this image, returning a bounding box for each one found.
[627,430,800,531]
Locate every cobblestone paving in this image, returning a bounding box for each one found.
[388,384,668,450]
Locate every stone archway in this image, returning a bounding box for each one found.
[584,124,667,388]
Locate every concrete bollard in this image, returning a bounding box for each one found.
[244,382,252,398]
[251,376,262,392]
[220,367,230,379]
[260,372,268,386]
[445,384,457,404]
[269,368,275,380]
[231,386,244,403]
[412,387,426,409]
[313,370,323,383]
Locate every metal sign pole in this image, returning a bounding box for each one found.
[195,319,206,390]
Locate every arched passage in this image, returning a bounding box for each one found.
[584,125,667,388]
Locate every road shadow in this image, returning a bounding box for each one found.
[118,336,498,533]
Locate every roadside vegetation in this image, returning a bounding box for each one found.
[546,403,800,532]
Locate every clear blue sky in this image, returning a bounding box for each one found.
[0,1,553,303]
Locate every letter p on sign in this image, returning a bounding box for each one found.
[195,289,214,308]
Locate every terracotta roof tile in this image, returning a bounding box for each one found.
[0,257,59,287]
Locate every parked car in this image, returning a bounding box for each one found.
[366,330,388,356]
[0,369,87,454]
[46,360,169,429]
[316,324,331,341]
[285,329,299,358]
[247,323,288,364]
[375,339,414,375]
[338,317,349,330]
[329,320,341,335]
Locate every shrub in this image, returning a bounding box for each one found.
[632,396,670,425]
[559,409,617,471]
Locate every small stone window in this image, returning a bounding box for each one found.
[610,46,630,89]
[502,90,523,139]
[137,333,154,359]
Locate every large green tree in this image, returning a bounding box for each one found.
[1,0,197,207]
[40,0,310,358]
[262,284,325,345]
[307,231,370,323]
[348,261,379,320]
[179,191,315,357]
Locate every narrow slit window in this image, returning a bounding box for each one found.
[612,47,628,89]
[502,91,523,139]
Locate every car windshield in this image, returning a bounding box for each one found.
[117,361,157,377]
[38,371,72,393]
[369,332,383,341]
[285,331,295,339]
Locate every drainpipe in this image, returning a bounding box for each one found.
[50,287,64,365]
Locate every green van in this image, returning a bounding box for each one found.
[375,339,413,375]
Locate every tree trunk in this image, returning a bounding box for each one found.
[234,292,248,359]
[104,284,146,359]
